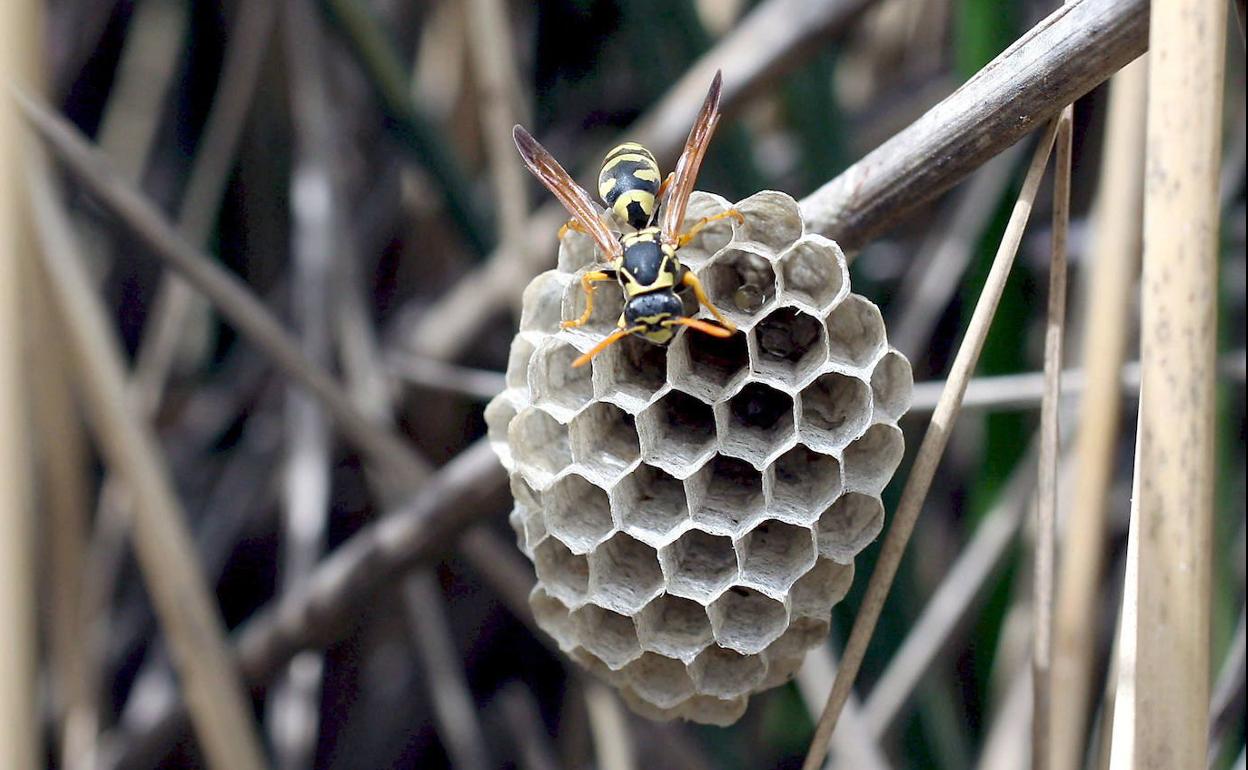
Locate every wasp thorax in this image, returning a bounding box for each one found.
[485,190,913,726]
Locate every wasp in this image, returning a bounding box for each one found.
[513,70,743,368]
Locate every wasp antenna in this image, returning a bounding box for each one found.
[668,316,735,338]
[572,326,642,368]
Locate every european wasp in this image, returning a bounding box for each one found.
[513,71,743,368]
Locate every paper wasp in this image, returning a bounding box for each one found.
[513,70,743,368]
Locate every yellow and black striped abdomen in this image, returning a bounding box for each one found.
[597,142,661,230]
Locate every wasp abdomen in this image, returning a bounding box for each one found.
[598,142,661,230]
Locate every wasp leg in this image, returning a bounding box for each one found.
[680,270,737,333]
[561,270,615,329]
[558,218,591,240]
[676,208,745,247]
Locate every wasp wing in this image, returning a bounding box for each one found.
[660,70,723,245]
[513,126,622,261]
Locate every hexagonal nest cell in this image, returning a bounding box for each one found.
[719,382,796,466]
[778,236,847,312]
[751,306,828,387]
[570,402,640,484]
[488,189,912,725]
[612,464,689,545]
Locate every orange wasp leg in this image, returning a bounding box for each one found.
[679,270,737,333]
[676,208,744,247]
[561,270,615,329]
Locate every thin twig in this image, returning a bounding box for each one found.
[862,441,1039,738]
[584,681,636,770]
[1208,609,1246,765]
[465,0,529,251]
[800,0,1148,252]
[28,155,267,770]
[1034,104,1073,770]
[496,682,561,770]
[91,0,187,181]
[796,643,892,770]
[266,2,336,766]
[402,573,493,770]
[1134,0,1226,759]
[16,89,429,487]
[387,353,508,400]
[889,142,1026,358]
[1050,57,1147,770]
[801,120,1060,770]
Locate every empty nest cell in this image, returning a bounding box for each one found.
[635,593,714,660]
[690,644,767,699]
[825,294,886,369]
[676,192,737,266]
[667,326,750,402]
[571,604,643,670]
[789,557,854,617]
[570,402,640,482]
[699,247,777,329]
[720,382,796,466]
[519,270,571,334]
[777,237,847,312]
[732,191,803,252]
[751,306,827,386]
[621,652,696,709]
[678,695,749,727]
[687,456,765,535]
[870,349,913,422]
[593,334,669,411]
[612,464,690,544]
[588,533,664,615]
[707,586,788,655]
[505,336,537,391]
[508,407,572,483]
[799,371,872,453]
[545,473,614,554]
[636,389,716,476]
[533,537,589,607]
[816,492,886,563]
[529,588,576,650]
[842,423,905,494]
[660,528,739,603]
[529,341,594,419]
[769,444,842,518]
[736,520,816,594]
[560,269,627,349]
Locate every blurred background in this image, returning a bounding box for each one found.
[3,0,1244,769]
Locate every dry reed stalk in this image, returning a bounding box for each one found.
[1050,55,1148,770]
[465,0,529,250]
[0,2,40,767]
[27,166,268,770]
[1134,0,1226,762]
[801,119,1061,770]
[1034,104,1074,770]
[28,276,94,768]
[1107,421,1144,770]
[584,681,636,770]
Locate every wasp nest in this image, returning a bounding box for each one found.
[485,191,912,725]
